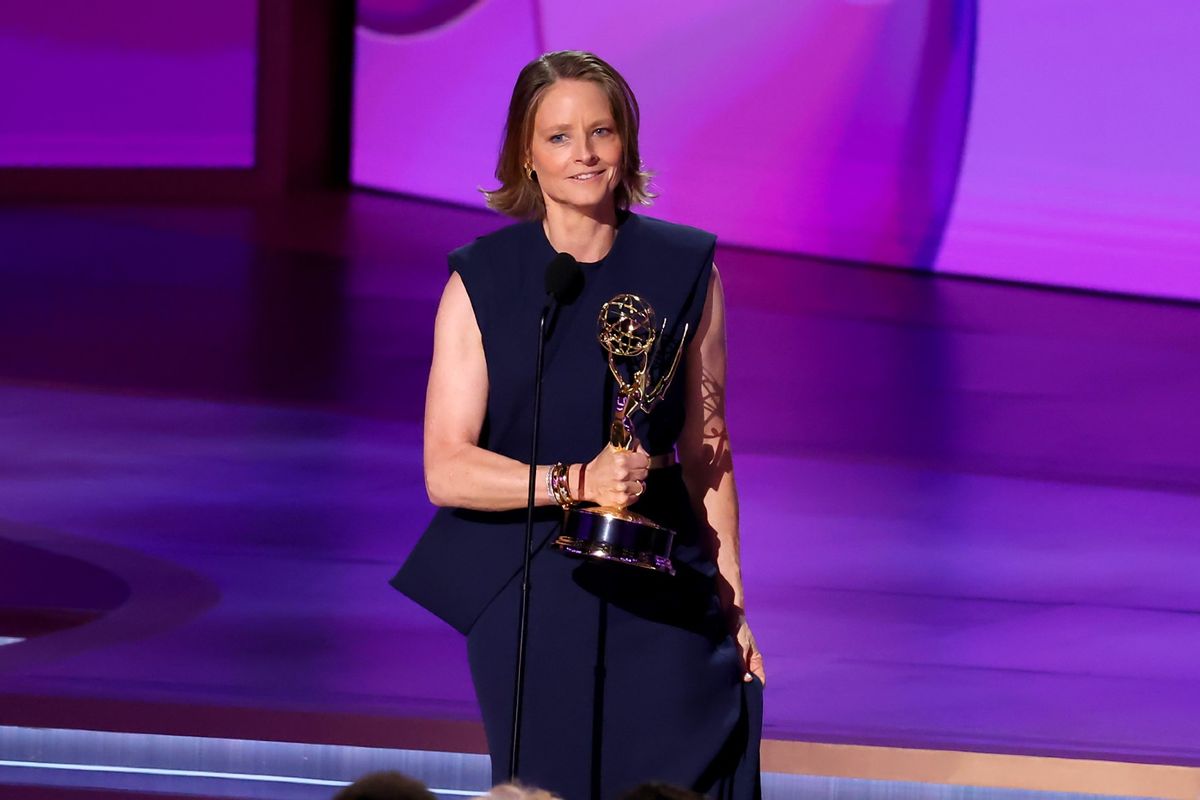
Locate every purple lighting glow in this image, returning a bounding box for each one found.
[934,0,1200,300]
[352,1,1200,302]
[0,1,257,167]
[351,1,974,269]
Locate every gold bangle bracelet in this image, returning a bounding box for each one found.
[550,462,574,508]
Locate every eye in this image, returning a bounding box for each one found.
[593,127,612,137]
[549,133,567,144]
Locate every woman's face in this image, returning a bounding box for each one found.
[528,79,623,216]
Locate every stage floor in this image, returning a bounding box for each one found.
[1,193,1199,795]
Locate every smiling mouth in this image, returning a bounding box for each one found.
[569,171,604,181]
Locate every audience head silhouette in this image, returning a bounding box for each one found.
[619,783,707,800]
[483,782,562,800]
[333,771,437,800]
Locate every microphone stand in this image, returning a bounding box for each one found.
[509,299,552,780]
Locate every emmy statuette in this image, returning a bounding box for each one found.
[553,293,688,575]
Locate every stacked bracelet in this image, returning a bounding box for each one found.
[547,462,574,508]
[545,462,557,504]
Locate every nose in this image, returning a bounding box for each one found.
[575,136,598,164]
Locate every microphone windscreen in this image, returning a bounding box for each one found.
[544,252,583,302]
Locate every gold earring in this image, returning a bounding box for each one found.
[524,162,536,182]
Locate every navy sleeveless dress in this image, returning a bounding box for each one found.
[392,212,762,800]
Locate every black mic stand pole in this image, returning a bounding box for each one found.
[509,300,552,780]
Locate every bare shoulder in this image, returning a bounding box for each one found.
[696,262,727,339]
[435,272,480,334]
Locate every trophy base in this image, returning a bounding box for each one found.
[553,505,676,575]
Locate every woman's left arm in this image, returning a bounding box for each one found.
[678,264,765,686]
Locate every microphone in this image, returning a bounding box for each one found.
[511,250,582,780]
[544,252,583,305]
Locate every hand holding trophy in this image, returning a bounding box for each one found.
[553,293,688,574]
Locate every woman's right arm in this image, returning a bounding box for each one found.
[423,273,647,511]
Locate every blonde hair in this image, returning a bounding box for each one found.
[482,782,562,800]
[483,50,653,219]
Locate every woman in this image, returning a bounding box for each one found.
[392,51,763,800]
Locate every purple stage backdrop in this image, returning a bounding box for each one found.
[2,2,1195,299]
[351,0,1200,301]
[934,0,1200,301]
[0,1,257,167]
[351,0,975,269]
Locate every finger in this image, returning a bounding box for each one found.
[744,662,766,684]
[618,450,649,467]
[750,653,766,686]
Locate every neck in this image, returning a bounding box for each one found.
[542,202,619,263]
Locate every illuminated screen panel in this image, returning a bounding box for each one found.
[0,1,257,167]
[935,1,1200,300]
[351,0,974,267]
